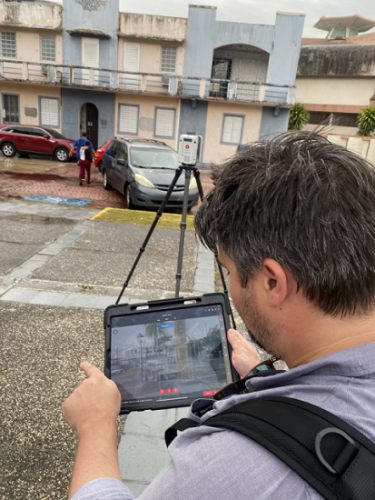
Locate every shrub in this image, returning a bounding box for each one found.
[357,106,375,137]
[288,103,310,130]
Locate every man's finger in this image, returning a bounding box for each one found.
[80,362,103,378]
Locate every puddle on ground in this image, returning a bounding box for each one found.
[2,214,75,225]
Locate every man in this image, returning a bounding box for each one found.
[69,132,95,182]
[62,131,375,499]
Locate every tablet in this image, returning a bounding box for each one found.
[104,293,239,413]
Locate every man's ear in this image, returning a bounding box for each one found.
[260,258,293,308]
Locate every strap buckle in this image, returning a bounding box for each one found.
[315,427,359,475]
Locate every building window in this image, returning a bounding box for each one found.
[308,112,358,128]
[221,114,244,144]
[332,113,358,127]
[308,112,331,125]
[2,94,19,123]
[39,97,59,128]
[41,35,56,62]
[161,46,177,74]
[118,104,139,135]
[1,32,16,58]
[123,42,140,90]
[154,108,176,139]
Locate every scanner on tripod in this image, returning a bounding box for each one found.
[178,134,203,166]
[115,133,236,328]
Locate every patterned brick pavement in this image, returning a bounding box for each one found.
[0,160,213,212]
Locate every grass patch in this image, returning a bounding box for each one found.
[91,207,195,231]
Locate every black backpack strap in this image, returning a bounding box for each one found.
[165,418,199,448]
[203,396,375,500]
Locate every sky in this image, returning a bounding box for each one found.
[117,0,375,38]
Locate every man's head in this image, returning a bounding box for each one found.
[195,131,375,322]
[82,132,87,138]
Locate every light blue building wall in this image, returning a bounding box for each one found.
[61,0,118,145]
[182,6,305,146]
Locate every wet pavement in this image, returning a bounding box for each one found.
[0,156,218,499]
[0,154,213,212]
[0,197,213,499]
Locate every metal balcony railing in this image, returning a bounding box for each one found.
[0,59,296,106]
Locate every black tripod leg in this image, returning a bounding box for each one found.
[194,170,237,329]
[116,167,183,304]
[175,168,191,297]
[193,168,204,200]
[215,253,237,330]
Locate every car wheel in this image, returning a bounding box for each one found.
[103,170,112,190]
[98,160,103,173]
[1,142,17,157]
[125,183,134,209]
[55,147,69,162]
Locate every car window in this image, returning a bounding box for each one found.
[130,147,179,169]
[117,144,128,163]
[28,128,47,138]
[44,128,66,139]
[2,127,14,132]
[106,141,121,159]
[13,127,29,135]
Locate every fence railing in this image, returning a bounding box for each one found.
[0,59,296,106]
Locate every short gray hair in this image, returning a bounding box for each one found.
[195,131,375,317]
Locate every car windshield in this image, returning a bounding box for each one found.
[44,128,66,139]
[130,147,179,169]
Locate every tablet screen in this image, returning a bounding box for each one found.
[110,304,233,407]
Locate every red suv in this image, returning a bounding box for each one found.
[0,124,76,162]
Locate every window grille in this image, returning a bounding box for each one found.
[222,115,243,144]
[41,35,56,62]
[3,94,19,123]
[1,32,16,58]
[40,98,59,127]
[161,47,177,74]
[119,105,138,134]
[155,108,175,138]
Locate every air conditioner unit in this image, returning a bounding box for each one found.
[161,73,172,88]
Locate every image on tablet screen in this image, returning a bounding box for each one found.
[110,305,232,406]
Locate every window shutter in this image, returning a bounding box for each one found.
[119,105,138,134]
[155,108,175,138]
[82,38,99,67]
[40,98,59,127]
[122,42,140,90]
[222,115,243,144]
[123,42,140,72]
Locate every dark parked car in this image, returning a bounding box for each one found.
[0,124,76,162]
[102,138,200,209]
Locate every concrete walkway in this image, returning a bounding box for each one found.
[0,198,215,494]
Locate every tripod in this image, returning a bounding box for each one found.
[116,164,236,328]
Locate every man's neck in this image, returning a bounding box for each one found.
[282,307,375,368]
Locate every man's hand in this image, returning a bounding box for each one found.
[62,362,121,435]
[227,329,261,378]
[62,363,122,498]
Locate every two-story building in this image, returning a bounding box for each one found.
[296,15,375,137]
[0,0,304,166]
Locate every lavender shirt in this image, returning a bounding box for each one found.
[72,342,375,500]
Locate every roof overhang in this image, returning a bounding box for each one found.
[66,28,111,38]
[117,31,185,43]
[314,15,375,32]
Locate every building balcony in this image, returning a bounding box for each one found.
[0,59,296,107]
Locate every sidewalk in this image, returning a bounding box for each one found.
[0,197,216,497]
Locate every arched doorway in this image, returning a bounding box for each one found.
[79,103,99,149]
